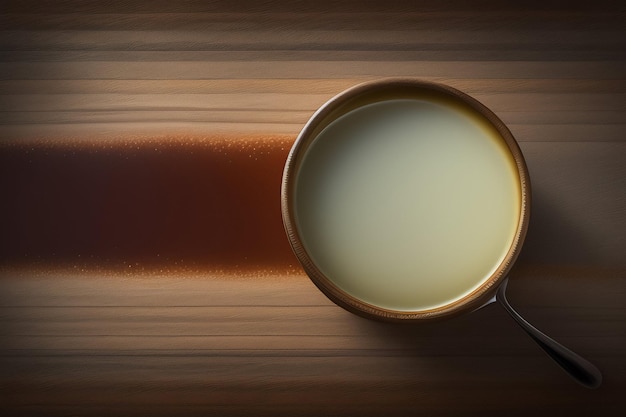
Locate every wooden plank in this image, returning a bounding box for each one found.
[1,11,623,31]
[1,117,624,143]
[0,110,312,126]
[0,122,302,137]
[2,356,622,417]
[1,61,623,80]
[1,304,621,340]
[2,108,624,128]
[4,29,622,52]
[0,315,621,356]
[3,49,624,62]
[0,272,325,307]
[1,79,624,95]
[1,0,620,14]
[1,93,624,112]
[0,93,330,112]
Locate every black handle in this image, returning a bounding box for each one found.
[496,278,602,389]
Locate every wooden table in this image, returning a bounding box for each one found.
[1,2,624,416]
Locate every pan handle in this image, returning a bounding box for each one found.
[496,278,602,388]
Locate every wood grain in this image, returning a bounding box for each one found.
[0,266,624,416]
[0,1,624,416]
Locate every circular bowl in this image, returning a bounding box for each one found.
[281,79,530,322]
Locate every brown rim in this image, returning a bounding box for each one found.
[281,79,531,322]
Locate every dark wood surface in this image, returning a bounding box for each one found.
[1,2,624,416]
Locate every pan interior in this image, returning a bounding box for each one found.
[294,98,522,312]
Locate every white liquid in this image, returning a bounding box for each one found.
[295,99,521,311]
